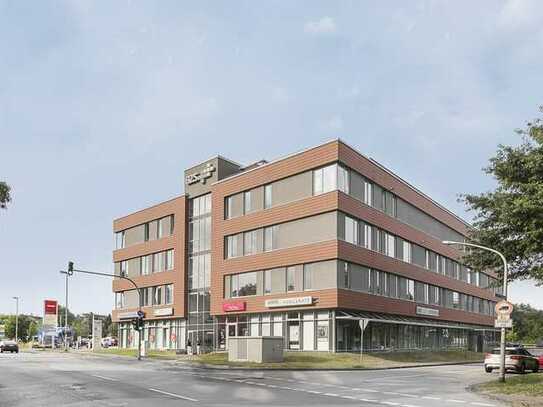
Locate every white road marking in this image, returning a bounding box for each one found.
[91,374,118,381]
[148,388,198,402]
[359,398,379,402]
[422,396,441,400]
[471,403,495,407]
[447,400,467,404]
[381,402,400,406]
[324,393,339,397]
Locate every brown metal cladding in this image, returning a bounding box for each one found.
[337,141,470,236]
[210,140,496,326]
[112,196,187,322]
[337,290,494,326]
[337,240,497,301]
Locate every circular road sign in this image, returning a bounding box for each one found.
[495,300,514,316]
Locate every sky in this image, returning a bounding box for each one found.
[1,0,542,317]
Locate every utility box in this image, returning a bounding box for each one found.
[228,336,283,363]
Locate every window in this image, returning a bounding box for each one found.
[345,216,358,245]
[303,261,337,290]
[166,250,174,270]
[337,165,349,193]
[407,279,415,300]
[165,284,173,304]
[139,288,149,307]
[286,265,303,292]
[115,292,125,309]
[141,255,152,275]
[383,190,396,216]
[264,268,286,295]
[322,165,337,193]
[313,167,323,195]
[385,233,395,257]
[340,262,350,289]
[429,285,440,305]
[226,234,243,258]
[152,286,162,305]
[115,231,125,249]
[411,244,426,267]
[231,272,257,297]
[153,252,164,273]
[244,230,257,255]
[264,225,278,252]
[244,191,252,214]
[364,180,373,206]
[264,184,272,209]
[453,291,460,309]
[225,196,233,219]
[363,224,372,249]
[402,240,411,263]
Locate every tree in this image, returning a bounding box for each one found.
[0,181,11,209]
[506,303,543,344]
[461,106,543,284]
[4,315,38,341]
[56,305,76,327]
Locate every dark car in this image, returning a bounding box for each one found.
[0,340,19,353]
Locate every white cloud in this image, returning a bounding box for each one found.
[304,17,336,34]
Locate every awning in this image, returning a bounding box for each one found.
[335,310,497,332]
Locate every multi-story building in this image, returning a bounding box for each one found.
[112,140,500,353]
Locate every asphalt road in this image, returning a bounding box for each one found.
[0,351,507,407]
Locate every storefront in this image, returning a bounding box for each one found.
[213,310,498,353]
[119,318,186,350]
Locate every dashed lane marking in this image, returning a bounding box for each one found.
[148,388,198,402]
[91,374,118,381]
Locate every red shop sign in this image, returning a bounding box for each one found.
[222,301,246,312]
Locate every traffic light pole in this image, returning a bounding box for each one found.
[62,264,143,361]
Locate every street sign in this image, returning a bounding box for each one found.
[495,319,513,328]
[137,310,145,318]
[495,300,513,316]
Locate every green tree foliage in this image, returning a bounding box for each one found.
[56,305,76,327]
[0,181,11,209]
[461,107,543,283]
[4,315,40,341]
[506,303,543,344]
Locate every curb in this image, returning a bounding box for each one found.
[66,351,483,371]
[182,360,483,371]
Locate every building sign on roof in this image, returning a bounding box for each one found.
[265,296,313,308]
[186,163,216,185]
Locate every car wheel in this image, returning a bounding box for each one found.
[485,366,493,373]
[533,364,539,373]
[517,363,526,374]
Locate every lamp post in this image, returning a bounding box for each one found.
[442,240,509,383]
[12,296,19,342]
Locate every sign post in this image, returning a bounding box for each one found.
[359,319,370,365]
[495,300,514,380]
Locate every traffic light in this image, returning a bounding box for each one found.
[132,318,140,331]
[67,261,74,276]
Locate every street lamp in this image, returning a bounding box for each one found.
[442,240,509,383]
[12,296,19,342]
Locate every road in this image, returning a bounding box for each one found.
[1,351,505,407]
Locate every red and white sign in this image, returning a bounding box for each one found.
[43,299,58,328]
[222,301,246,312]
[44,300,58,315]
[495,300,514,316]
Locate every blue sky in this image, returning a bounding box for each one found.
[1,0,542,316]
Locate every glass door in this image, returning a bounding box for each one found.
[226,323,237,349]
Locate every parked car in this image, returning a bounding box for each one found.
[485,347,539,374]
[100,337,118,348]
[0,340,19,353]
[536,353,543,368]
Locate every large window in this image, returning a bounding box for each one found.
[165,284,173,305]
[345,216,358,245]
[313,164,349,195]
[264,184,272,209]
[230,272,257,297]
[264,225,278,252]
[152,286,162,305]
[264,268,286,295]
[115,292,125,309]
[244,230,258,255]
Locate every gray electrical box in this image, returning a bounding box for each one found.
[228,336,283,363]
